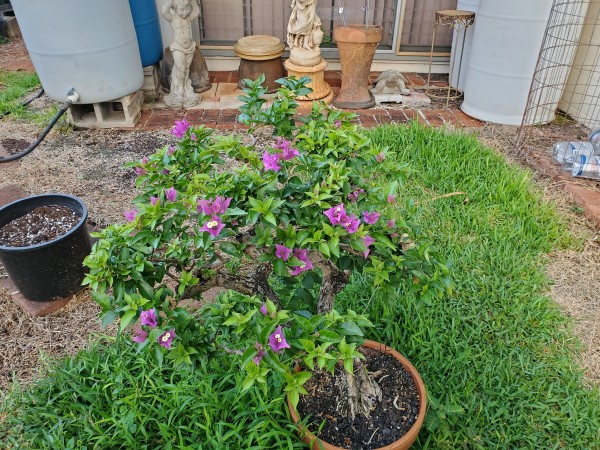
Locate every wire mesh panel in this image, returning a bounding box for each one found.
[518,0,600,149]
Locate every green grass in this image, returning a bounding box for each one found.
[0,70,62,126]
[337,123,599,449]
[1,122,598,449]
[0,336,303,449]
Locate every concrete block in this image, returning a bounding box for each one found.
[142,64,161,102]
[67,90,143,129]
[4,16,20,38]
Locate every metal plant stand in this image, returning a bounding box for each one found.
[426,9,476,107]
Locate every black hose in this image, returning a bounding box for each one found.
[0,97,72,163]
[0,88,45,119]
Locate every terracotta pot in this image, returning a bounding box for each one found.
[333,25,383,109]
[288,339,427,450]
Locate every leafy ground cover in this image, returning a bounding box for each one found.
[1,122,598,449]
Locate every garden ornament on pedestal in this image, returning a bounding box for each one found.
[84,77,451,449]
[161,0,203,107]
[284,0,333,104]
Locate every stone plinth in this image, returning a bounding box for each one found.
[284,58,333,105]
[373,92,431,107]
[142,64,162,102]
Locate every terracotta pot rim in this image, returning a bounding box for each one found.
[333,25,383,44]
[287,339,427,450]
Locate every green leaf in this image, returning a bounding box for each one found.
[295,315,314,334]
[220,242,240,257]
[319,242,331,257]
[339,321,364,336]
[318,330,341,342]
[241,376,255,392]
[288,390,300,409]
[120,310,137,331]
[263,212,277,226]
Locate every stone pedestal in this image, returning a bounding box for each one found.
[284,58,333,105]
[235,35,286,93]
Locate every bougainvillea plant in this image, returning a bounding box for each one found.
[83,75,451,414]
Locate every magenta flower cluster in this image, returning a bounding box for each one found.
[274,244,313,276]
[323,203,360,234]
[262,138,300,172]
[253,325,290,366]
[171,119,190,139]
[197,195,233,237]
[132,309,177,350]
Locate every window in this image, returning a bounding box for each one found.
[197,0,398,49]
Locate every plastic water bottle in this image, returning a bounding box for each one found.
[572,154,600,179]
[589,129,600,153]
[552,142,596,170]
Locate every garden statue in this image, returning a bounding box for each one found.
[287,0,323,66]
[161,0,201,107]
[370,69,411,95]
[284,0,333,103]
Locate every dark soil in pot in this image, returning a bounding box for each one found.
[0,205,80,247]
[297,347,420,450]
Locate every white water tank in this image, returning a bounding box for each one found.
[11,0,144,104]
[461,0,553,125]
[450,0,480,92]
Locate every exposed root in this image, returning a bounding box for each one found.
[336,359,382,420]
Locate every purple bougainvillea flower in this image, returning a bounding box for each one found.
[347,192,359,203]
[124,209,138,222]
[375,152,386,162]
[275,244,292,261]
[140,308,158,328]
[260,303,268,315]
[197,196,232,215]
[165,187,177,202]
[190,132,197,141]
[324,204,346,225]
[162,169,170,175]
[132,325,148,343]
[150,196,160,206]
[263,151,281,172]
[334,120,342,128]
[268,326,290,352]
[158,329,176,349]
[290,248,313,276]
[387,219,396,228]
[387,194,397,204]
[280,146,300,160]
[200,216,225,237]
[167,145,176,156]
[141,156,149,165]
[341,214,360,234]
[363,211,381,225]
[171,119,190,138]
[134,167,147,176]
[253,348,266,365]
[362,235,376,258]
[275,138,300,160]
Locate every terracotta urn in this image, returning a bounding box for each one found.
[287,339,427,450]
[333,25,383,109]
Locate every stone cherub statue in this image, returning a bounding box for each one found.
[370,70,411,95]
[162,0,200,107]
[287,0,324,66]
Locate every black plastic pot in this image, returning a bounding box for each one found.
[0,194,91,301]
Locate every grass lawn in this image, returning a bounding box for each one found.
[1,122,598,449]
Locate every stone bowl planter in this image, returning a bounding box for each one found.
[0,194,91,301]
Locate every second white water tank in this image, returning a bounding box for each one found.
[461,0,553,125]
[11,0,144,104]
[450,0,480,92]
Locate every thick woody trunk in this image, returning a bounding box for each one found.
[337,359,382,420]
